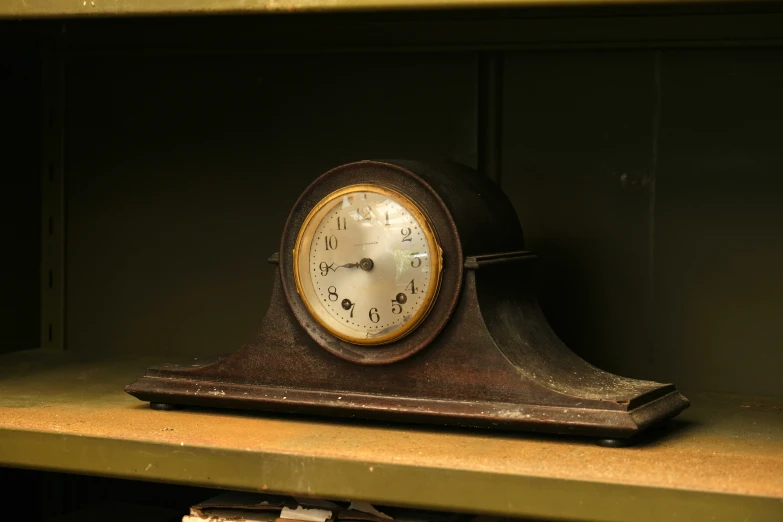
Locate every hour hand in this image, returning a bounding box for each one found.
[338,258,374,271]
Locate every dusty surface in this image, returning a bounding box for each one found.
[0,349,781,500]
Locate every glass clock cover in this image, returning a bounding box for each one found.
[294,184,442,345]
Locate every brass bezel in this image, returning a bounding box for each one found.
[293,183,443,346]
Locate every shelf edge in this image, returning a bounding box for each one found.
[1,427,780,522]
[3,0,782,19]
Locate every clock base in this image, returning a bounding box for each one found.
[134,380,686,443]
[126,251,688,441]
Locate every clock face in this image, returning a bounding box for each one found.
[294,184,442,345]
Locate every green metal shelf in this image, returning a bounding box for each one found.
[0,349,781,521]
[2,0,781,18]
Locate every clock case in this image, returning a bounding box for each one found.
[125,160,689,441]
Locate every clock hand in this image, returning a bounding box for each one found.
[336,258,374,271]
[336,262,359,269]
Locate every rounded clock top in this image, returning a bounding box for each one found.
[280,160,524,365]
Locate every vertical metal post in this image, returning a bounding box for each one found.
[40,57,65,350]
[477,52,503,184]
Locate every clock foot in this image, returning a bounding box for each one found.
[596,437,633,448]
[149,402,182,411]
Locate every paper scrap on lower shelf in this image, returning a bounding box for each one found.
[280,506,333,522]
[185,509,279,522]
[187,492,291,521]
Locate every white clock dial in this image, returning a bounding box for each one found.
[294,184,442,345]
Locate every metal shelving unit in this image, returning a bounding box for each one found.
[2,1,783,520]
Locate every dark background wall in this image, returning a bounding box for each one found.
[63,52,477,361]
[0,25,40,354]
[3,9,783,396]
[503,48,783,396]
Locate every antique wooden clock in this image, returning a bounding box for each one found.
[126,160,689,445]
